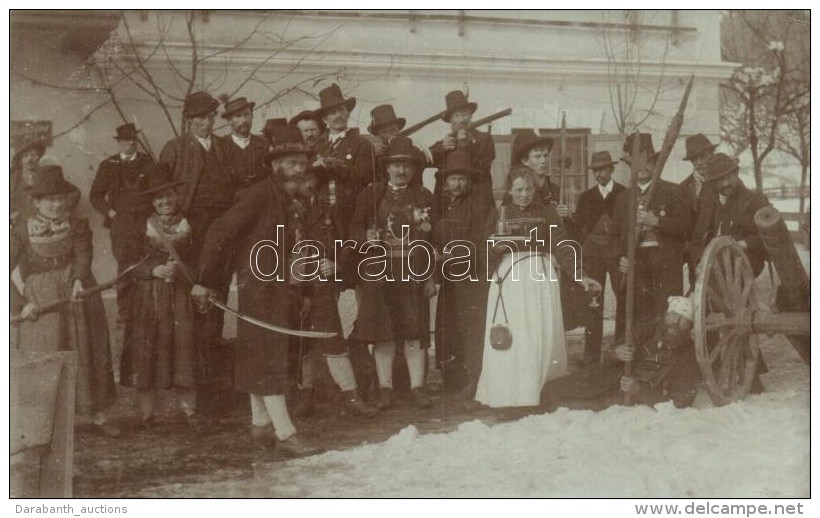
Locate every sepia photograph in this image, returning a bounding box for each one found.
[6,7,811,503]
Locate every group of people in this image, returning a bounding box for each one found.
[10,81,772,457]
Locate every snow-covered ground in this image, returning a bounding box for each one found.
[140,329,808,498]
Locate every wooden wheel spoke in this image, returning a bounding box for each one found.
[733,255,747,300]
[709,329,736,365]
[718,333,740,392]
[706,284,733,316]
[721,249,739,303]
[705,313,732,331]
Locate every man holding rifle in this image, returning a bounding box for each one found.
[613,133,692,325]
[430,90,496,205]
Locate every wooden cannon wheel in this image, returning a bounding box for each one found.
[693,237,761,406]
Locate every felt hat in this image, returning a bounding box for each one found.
[367,104,406,135]
[315,83,356,117]
[182,91,220,118]
[114,123,139,141]
[621,133,658,164]
[380,136,421,166]
[221,97,256,119]
[683,133,718,161]
[439,150,478,180]
[263,126,308,166]
[703,153,739,182]
[587,150,619,170]
[25,162,77,197]
[262,118,289,142]
[12,136,48,163]
[441,90,477,123]
[512,129,554,164]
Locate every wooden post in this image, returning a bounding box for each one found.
[623,131,642,404]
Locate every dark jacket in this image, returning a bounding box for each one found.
[690,186,770,277]
[90,151,155,226]
[222,133,270,191]
[196,176,294,395]
[313,128,376,191]
[159,133,234,213]
[574,181,626,256]
[433,190,492,278]
[613,179,692,290]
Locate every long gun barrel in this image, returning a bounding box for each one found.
[397,111,447,138]
[470,108,512,130]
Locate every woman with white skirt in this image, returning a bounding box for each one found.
[475,167,600,408]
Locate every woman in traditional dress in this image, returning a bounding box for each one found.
[11,163,119,437]
[474,167,600,408]
[119,168,197,427]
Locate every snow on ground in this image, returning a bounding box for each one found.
[143,332,808,498]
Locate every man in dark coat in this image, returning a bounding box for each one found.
[159,91,235,414]
[689,153,770,278]
[613,133,692,325]
[90,123,155,322]
[191,126,321,456]
[312,83,375,191]
[430,90,496,205]
[220,96,270,190]
[432,150,492,399]
[574,150,626,365]
[348,136,437,410]
[366,104,429,174]
[680,133,718,286]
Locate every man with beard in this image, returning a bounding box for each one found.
[289,110,326,152]
[680,133,718,286]
[348,136,436,410]
[541,296,701,410]
[159,91,234,416]
[430,91,496,205]
[689,153,770,278]
[432,150,492,400]
[220,96,269,190]
[613,133,692,325]
[312,83,375,190]
[574,151,626,366]
[191,126,322,456]
[90,123,155,326]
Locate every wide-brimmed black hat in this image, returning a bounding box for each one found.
[140,164,187,197]
[441,90,478,123]
[315,83,356,117]
[262,118,289,142]
[264,126,308,167]
[379,136,421,167]
[221,96,256,120]
[114,123,139,141]
[683,133,718,161]
[587,150,619,170]
[25,163,78,197]
[13,136,48,163]
[704,153,739,182]
[183,91,220,118]
[512,130,554,164]
[621,133,658,164]
[368,104,406,135]
[440,150,479,180]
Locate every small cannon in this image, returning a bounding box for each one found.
[692,206,810,406]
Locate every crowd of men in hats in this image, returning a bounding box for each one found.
[10,80,774,457]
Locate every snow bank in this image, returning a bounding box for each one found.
[152,334,808,498]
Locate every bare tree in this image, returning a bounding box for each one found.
[719,10,809,192]
[599,10,676,137]
[778,101,809,214]
[14,11,351,159]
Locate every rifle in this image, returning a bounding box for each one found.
[397,111,447,138]
[11,256,147,324]
[469,108,512,131]
[397,107,512,138]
